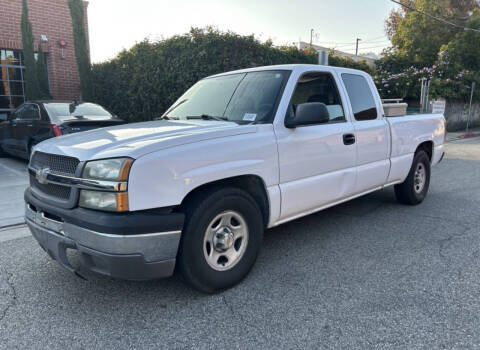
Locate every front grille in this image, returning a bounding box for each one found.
[29,152,79,202]
[31,152,79,176]
[30,175,72,200]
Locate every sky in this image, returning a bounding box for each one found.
[87,0,399,63]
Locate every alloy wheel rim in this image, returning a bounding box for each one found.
[414,163,426,194]
[203,210,249,271]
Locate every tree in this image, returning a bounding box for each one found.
[67,0,92,101]
[21,0,40,100]
[385,0,414,39]
[389,0,478,66]
[442,8,480,73]
[36,44,51,99]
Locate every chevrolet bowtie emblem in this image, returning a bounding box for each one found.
[35,167,50,185]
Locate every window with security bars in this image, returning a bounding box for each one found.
[0,49,27,113]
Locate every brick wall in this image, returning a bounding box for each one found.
[0,0,89,100]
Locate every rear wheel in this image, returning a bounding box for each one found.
[178,187,264,293]
[394,150,431,205]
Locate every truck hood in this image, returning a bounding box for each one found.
[34,119,257,161]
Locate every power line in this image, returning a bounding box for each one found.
[314,38,389,46]
[390,0,480,33]
[341,44,390,52]
[331,41,390,50]
[362,35,389,42]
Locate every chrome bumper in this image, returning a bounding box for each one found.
[25,204,181,280]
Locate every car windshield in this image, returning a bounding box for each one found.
[164,70,290,124]
[44,102,112,119]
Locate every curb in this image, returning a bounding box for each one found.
[459,132,480,139]
[447,132,480,142]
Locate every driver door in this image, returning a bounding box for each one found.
[275,71,357,221]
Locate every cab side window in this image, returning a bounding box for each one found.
[341,73,378,121]
[288,72,345,123]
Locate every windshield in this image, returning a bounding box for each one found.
[44,102,112,119]
[165,70,290,124]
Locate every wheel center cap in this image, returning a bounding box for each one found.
[213,227,234,251]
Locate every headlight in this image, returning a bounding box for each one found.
[83,158,133,181]
[80,158,133,212]
[79,190,129,212]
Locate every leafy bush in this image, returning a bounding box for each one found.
[36,44,51,99]
[68,0,92,101]
[91,28,372,122]
[21,0,40,100]
[328,54,373,75]
[374,62,478,103]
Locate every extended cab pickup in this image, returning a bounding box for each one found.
[25,64,446,292]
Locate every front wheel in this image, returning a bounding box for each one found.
[178,187,264,293]
[394,150,431,205]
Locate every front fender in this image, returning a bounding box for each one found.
[127,126,278,211]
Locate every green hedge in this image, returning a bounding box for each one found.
[91,28,370,122]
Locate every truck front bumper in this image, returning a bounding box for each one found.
[25,188,185,280]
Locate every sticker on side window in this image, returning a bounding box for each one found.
[243,113,257,121]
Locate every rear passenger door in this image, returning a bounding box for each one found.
[340,73,390,194]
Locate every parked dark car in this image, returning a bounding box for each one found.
[0,101,124,159]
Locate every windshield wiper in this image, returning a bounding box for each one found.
[186,114,228,121]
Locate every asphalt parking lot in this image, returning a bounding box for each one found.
[0,137,479,349]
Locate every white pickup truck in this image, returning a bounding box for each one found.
[25,64,446,292]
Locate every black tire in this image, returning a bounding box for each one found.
[394,150,431,205]
[178,187,264,293]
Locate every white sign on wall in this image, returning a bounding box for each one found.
[432,99,446,114]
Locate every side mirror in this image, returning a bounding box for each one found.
[285,102,330,128]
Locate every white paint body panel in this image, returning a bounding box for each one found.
[33,64,446,228]
[127,124,279,211]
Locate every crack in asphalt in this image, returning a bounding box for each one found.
[221,294,252,333]
[0,267,17,324]
[437,226,471,261]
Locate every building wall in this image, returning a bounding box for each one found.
[0,0,89,101]
[445,100,480,131]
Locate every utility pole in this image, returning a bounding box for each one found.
[355,38,361,56]
[310,29,314,48]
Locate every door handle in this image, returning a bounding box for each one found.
[343,133,356,145]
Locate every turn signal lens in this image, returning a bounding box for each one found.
[79,190,129,212]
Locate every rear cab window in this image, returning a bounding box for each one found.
[341,73,378,121]
[20,104,41,120]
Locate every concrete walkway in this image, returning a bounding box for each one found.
[0,157,28,227]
